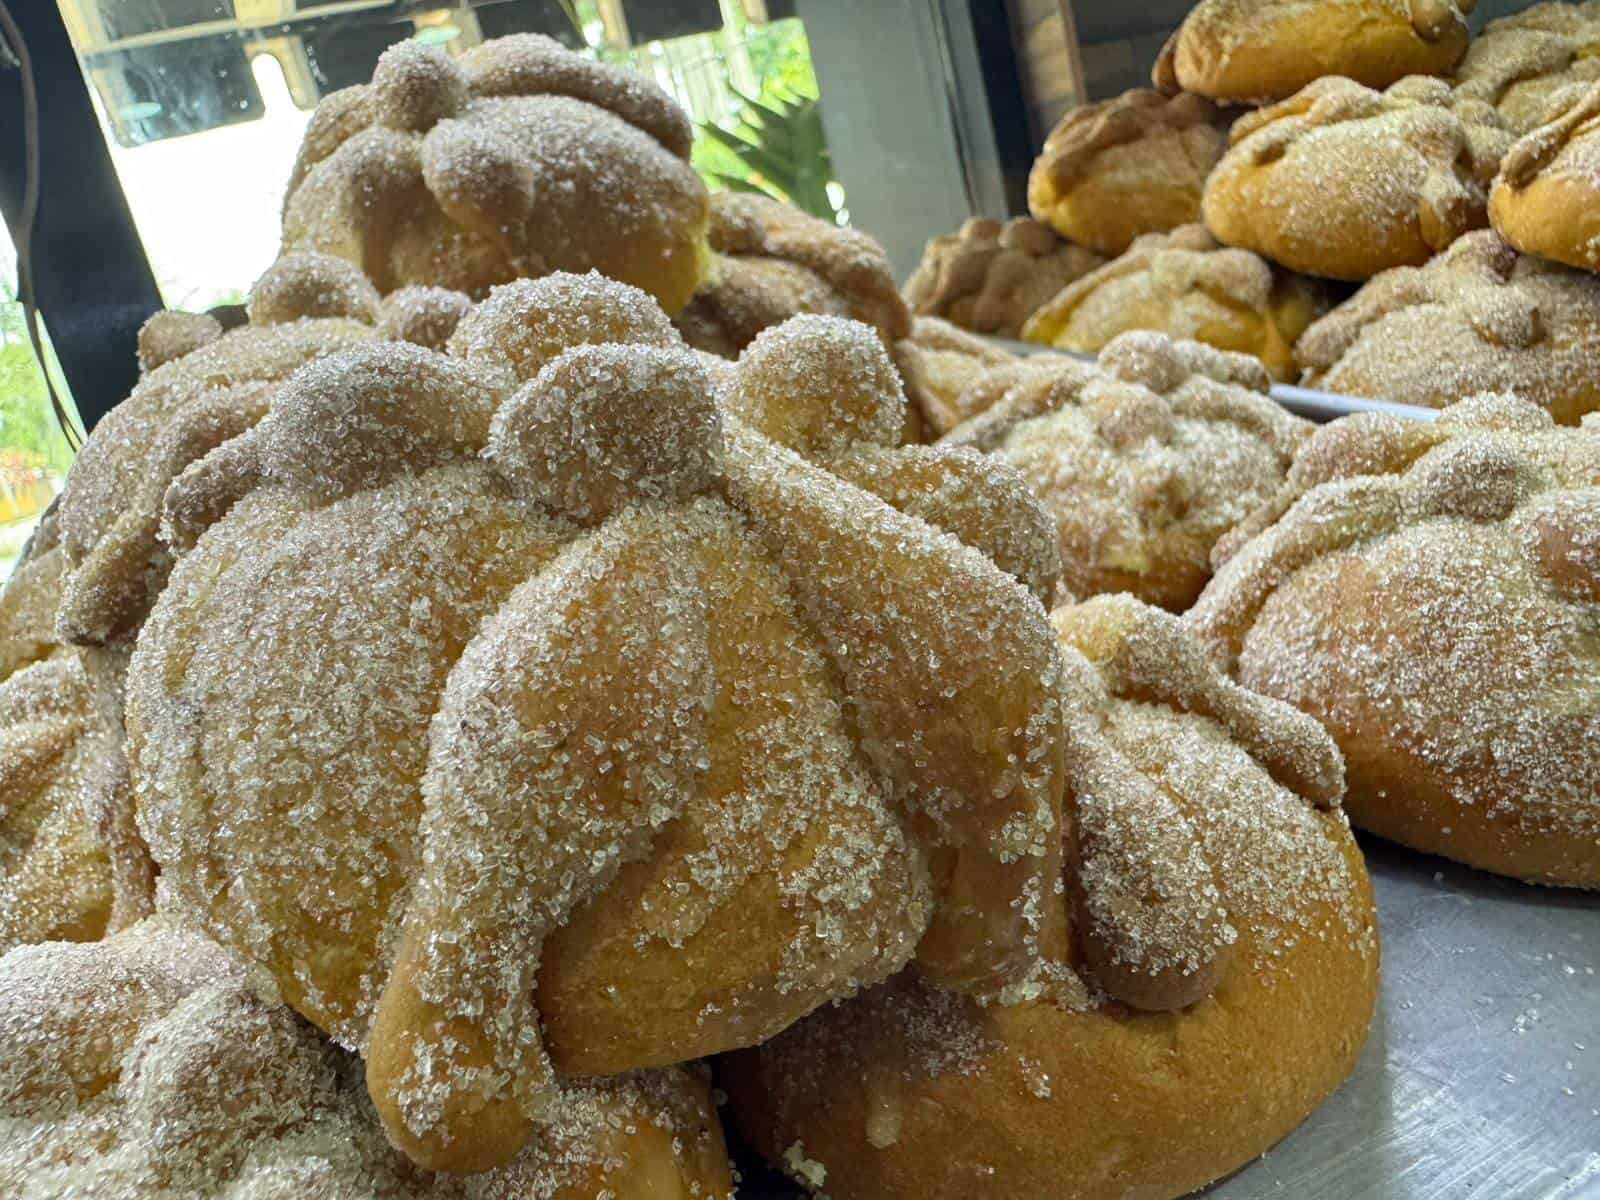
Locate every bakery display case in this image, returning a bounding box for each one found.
[0,2,1595,1198]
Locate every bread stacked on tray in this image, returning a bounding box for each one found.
[4,20,1597,1200]
[903,0,1600,429]
[0,268,1383,1198]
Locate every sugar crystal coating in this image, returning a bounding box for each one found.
[0,921,737,1197]
[1027,89,1227,257]
[1202,75,1513,282]
[891,316,1019,438]
[724,591,1377,1200]
[1022,224,1329,382]
[1296,229,1600,424]
[902,216,1104,339]
[942,330,1311,611]
[126,272,1068,1172]
[1455,1,1600,133]
[1189,395,1600,887]
[280,34,709,310]
[674,193,909,359]
[1156,0,1472,105]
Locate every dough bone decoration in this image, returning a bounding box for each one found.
[26,7,1600,1196]
[1191,395,1600,889]
[280,33,710,309]
[126,271,1072,1173]
[724,594,1378,1200]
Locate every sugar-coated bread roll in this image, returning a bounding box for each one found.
[903,216,1104,339]
[128,272,1070,1173]
[282,35,709,310]
[1491,80,1600,272]
[0,515,150,954]
[942,331,1311,611]
[0,921,737,1196]
[1203,75,1513,282]
[726,593,1378,1200]
[1023,224,1329,380]
[1296,229,1600,423]
[891,316,1020,439]
[1191,395,1600,888]
[1155,0,1475,105]
[1454,1,1600,133]
[55,254,389,650]
[1028,89,1229,256]
[674,193,910,358]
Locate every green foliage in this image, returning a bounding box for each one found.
[742,17,819,98]
[696,85,842,223]
[0,287,75,476]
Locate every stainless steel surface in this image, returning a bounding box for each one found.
[1200,838,1600,1199]
[989,336,1442,424]
[1271,383,1440,425]
[732,838,1600,1199]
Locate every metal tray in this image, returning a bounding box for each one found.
[727,836,1600,1198]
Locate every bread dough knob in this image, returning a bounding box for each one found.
[489,344,723,524]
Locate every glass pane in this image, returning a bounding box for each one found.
[0,228,77,580]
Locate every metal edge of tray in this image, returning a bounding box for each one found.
[985,335,1442,424]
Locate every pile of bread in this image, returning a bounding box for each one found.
[908,0,1600,420]
[0,21,1594,1200]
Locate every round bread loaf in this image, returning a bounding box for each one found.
[1155,0,1475,105]
[0,921,737,1196]
[1202,75,1513,282]
[1296,229,1600,423]
[1491,80,1600,273]
[725,593,1379,1200]
[1191,395,1600,888]
[674,192,911,357]
[903,216,1103,340]
[1454,1,1600,133]
[891,316,1020,439]
[942,331,1311,611]
[1028,89,1229,256]
[127,272,1069,1173]
[1023,223,1329,380]
[281,35,709,309]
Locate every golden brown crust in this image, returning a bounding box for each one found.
[0,921,737,1197]
[136,311,222,373]
[56,255,384,650]
[128,273,1069,1172]
[891,315,1018,439]
[1023,223,1329,380]
[0,512,154,954]
[1157,0,1473,105]
[1296,229,1600,423]
[1453,0,1600,133]
[726,594,1377,1200]
[942,330,1311,610]
[1202,75,1513,281]
[675,193,910,357]
[1188,395,1600,887]
[1490,80,1600,272]
[902,216,1105,339]
[1028,90,1229,256]
[281,35,709,309]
